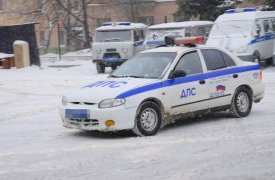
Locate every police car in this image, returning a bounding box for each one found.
[60,36,265,136]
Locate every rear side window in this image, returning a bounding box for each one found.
[221,52,236,67]
[201,49,226,70]
[201,49,236,71]
[263,20,270,33]
[174,51,203,75]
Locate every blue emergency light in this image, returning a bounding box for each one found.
[225,8,256,14]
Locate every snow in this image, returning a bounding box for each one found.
[0,59,275,180]
[0,52,14,59]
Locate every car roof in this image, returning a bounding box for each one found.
[140,46,193,53]
[96,22,147,31]
[148,21,213,30]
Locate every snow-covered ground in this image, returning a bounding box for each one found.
[0,60,275,180]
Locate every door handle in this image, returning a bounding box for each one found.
[233,74,238,78]
[199,80,206,85]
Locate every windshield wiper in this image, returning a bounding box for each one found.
[104,38,121,42]
[124,75,144,78]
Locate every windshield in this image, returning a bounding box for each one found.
[146,28,185,41]
[110,52,176,79]
[210,21,253,38]
[95,30,132,42]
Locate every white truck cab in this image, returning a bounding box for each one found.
[145,21,213,49]
[207,8,275,64]
[92,22,147,73]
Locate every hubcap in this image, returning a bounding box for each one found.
[140,108,158,131]
[236,92,249,112]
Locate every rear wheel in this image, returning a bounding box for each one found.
[230,86,253,118]
[133,102,162,136]
[96,62,105,73]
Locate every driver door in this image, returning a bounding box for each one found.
[166,50,209,115]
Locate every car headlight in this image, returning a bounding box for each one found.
[95,48,102,54]
[62,96,67,106]
[122,47,128,53]
[98,98,126,108]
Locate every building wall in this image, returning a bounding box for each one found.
[0,0,178,52]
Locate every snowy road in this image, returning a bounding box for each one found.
[0,62,275,180]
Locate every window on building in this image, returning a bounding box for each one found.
[72,27,83,38]
[174,51,203,76]
[40,31,47,47]
[96,18,111,27]
[54,2,63,11]
[73,0,80,12]
[138,16,154,25]
[0,0,3,10]
[59,31,65,46]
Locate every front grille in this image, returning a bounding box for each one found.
[69,102,96,106]
[106,48,116,52]
[69,118,99,126]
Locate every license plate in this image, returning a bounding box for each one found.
[65,109,90,119]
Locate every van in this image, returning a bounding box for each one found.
[206,8,275,64]
[92,22,147,73]
[145,21,213,49]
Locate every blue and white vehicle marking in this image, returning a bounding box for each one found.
[60,45,265,136]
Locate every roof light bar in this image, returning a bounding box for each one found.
[101,22,131,26]
[164,36,205,46]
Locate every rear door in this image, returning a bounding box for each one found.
[200,48,238,108]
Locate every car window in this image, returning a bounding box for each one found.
[221,52,236,67]
[174,51,203,75]
[263,20,270,33]
[201,49,226,71]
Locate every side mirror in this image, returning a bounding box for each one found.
[169,70,187,79]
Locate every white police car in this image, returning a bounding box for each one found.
[60,36,265,136]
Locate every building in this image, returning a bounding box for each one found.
[0,0,178,53]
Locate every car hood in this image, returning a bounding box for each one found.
[65,78,159,103]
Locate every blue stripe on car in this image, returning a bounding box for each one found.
[249,34,275,45]
[116,65,260,99]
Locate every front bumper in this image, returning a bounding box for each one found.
[92,58,128,66]
[59,104,137,131]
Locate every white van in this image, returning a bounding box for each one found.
[92,22,147,73]
[145,21,213,49]
[206,8,275,64]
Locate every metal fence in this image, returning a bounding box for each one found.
[37,27,92,62]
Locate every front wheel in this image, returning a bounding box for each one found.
[96,62,105,73]
[132,102,162,136]
[230,87,253,118]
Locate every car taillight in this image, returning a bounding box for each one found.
[260,71,263,80]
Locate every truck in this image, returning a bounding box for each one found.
[92,22,147,73]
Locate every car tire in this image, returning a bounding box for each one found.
[229,86,253,118]
[132,101,162,136]
[111,65,117,70]
[96,62,105,73]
